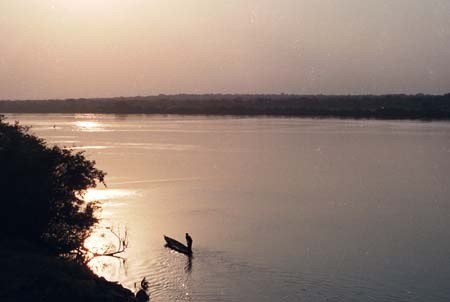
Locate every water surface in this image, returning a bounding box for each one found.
[7,114,450,301]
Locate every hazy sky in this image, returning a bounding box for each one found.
[1,0,450,99]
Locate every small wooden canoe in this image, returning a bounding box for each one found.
[164,235,192,256]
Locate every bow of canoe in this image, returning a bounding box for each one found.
[164,235,192,256]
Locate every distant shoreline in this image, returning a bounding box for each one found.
[1,94,450,120]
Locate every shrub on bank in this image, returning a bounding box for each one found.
[0,115,105,259]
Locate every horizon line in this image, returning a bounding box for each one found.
[2,92,450,102]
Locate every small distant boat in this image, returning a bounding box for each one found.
[164,235,192,256]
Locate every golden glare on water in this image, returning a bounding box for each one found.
[74,121,103,131]
[83,188,135,202]
[84,229,111,254]
[82,189,133,279]
[82,188,134,264]
[84,226,128,281]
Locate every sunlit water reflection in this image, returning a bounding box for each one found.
[6,114,450,301]
[74,121,103,131]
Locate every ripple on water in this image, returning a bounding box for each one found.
[110,246,435,302]
[119,248,312,302]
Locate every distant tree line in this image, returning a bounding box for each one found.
[1,94,450,119]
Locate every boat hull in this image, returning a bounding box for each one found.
[164,235,192,256]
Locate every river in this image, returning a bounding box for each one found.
[6,114,450,301]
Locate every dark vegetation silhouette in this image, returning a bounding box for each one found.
[1,93,450,119]
[0,115,104,260]
[0,116,136,302]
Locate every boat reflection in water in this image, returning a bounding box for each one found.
[185,256,193,273]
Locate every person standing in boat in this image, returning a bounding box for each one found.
[185,233,193,252]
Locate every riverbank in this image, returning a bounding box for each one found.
[1,93,450,120]
[0,242,135,302]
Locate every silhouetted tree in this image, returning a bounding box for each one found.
[0,115,105,260]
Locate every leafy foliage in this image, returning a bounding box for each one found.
[0,115,105,259]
